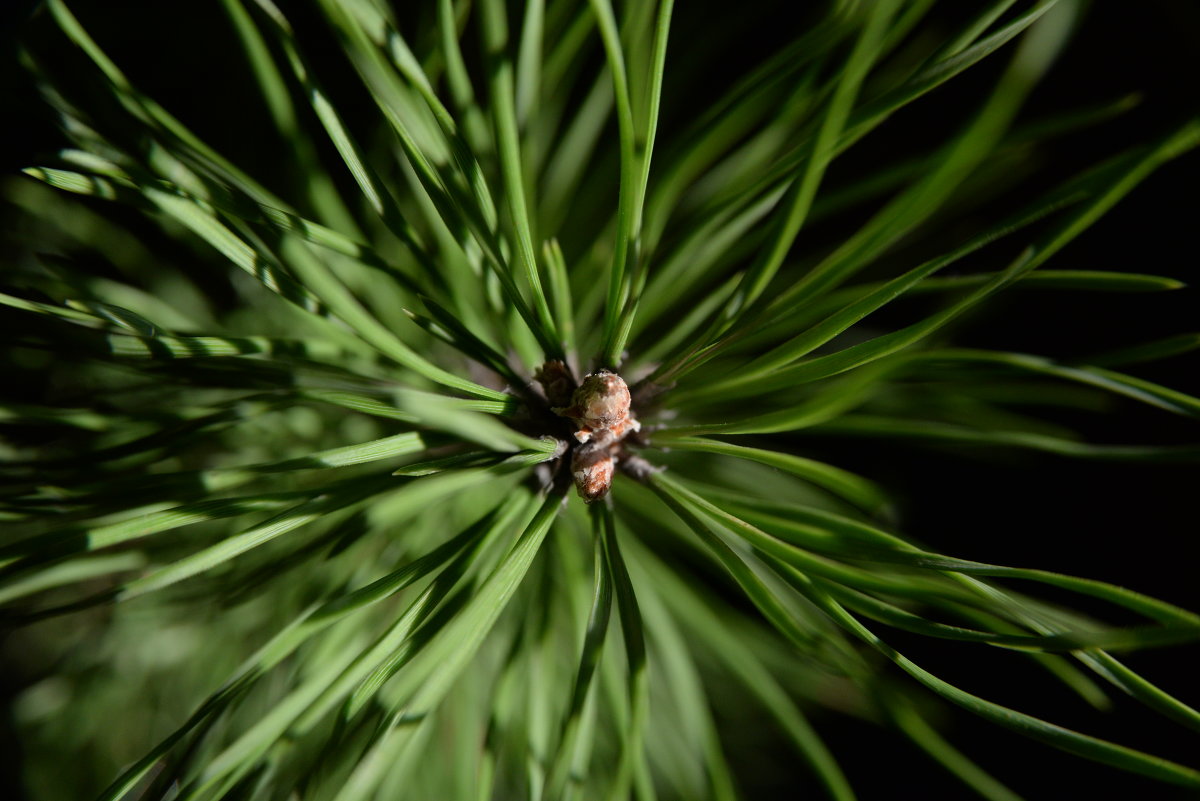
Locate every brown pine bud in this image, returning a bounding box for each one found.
[533,360,576,408]
[571,440,615,503]
[557,370,638,443]
[574,370,631,427]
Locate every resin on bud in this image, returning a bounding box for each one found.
[571,436,616,504]
[556,369,641,444]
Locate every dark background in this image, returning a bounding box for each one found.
[2,1,1198,799]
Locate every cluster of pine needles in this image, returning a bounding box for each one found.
[2,1,1198,799]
